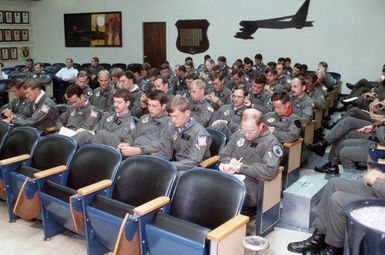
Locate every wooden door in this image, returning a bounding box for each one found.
[143,22,166,68]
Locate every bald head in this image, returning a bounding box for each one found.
[242,108,263,125]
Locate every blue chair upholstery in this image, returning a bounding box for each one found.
[7,135,77,221]
[38,144,122,240]
[78,155,176,255]
[0,127,40,219]
[199,129,226,169]
[143,168,246,255]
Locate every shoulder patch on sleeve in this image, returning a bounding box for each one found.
[207,106,214,113]
[272,145,283,157]
[41,104,50,114]
[198,136,208,147]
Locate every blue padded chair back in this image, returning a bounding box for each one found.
[169,168,246,230]
[112,155,176,206]
[206,128,226,155]
[66,144,121,190]
[0,127,39,160]
[0,121,10,148]
[31,134,77,171]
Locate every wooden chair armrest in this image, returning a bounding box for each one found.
[45,127,59,132]
[207,215,249,242]
[33,165,67,179]
[256,166,284,182]
[0,154,31,166]
[378,159,385,165]
[283,138,303,148]
[377,144,385,150]
[301,120,316,128]
[77,180,112,196]
[199,155,220,168]
[133,196,170,216]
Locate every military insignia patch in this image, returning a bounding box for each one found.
[96,92,100,97]
[71,111,76,117]
[237,138,245,147]
[173,132,178,141]
[207,106,214,113]
[267,118,275,123]
[130,122,135,130]
[90,110,98,118]
[272,145,283,157]
[142,116,149,124]
[107,116,113,122]
[41,104,50,114]
[224,110,230,116]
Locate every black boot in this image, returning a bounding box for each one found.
[314,162,339,175]
[287,229,326,253]
[319,245,343,255]
[309,140,329,157]
[346,82,355,90]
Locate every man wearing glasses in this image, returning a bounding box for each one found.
[219,108,283,210]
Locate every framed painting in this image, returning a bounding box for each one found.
[1,48,9,60]
[4,29,12,42]
[14,11,21,24]
[21,11,29,24]
[0,11,4,24]
[13,29,21,41]
[0,29,3,42]
[64,11,122,47]
[10,47,18,60]
[5,11,13,24]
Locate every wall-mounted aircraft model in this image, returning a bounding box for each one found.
[234,0,314,39]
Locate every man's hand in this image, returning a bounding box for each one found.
[268,126,276,133]
[357,125,374,133]
[211,119,228,126]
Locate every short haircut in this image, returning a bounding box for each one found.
[204,54,211,61]
[92,56,99,63]
[178,65,186,73]
[217,56,226,62]
[9,77,26,90]
[185,60,194,68]
[277,57,286,63]
[160,63,170,71]
[244,57,253,65]
[305,73,318,83]
[141,62,151,71]
[66,58,73,63]
[205,58,215,66]
[22,79,42,90]
[231,68,244,77]
[147,90,168,105]
[121,70,136,83]
[318,61,328,69]
[271,92,290,103]
[232,84,249,97]
[65,84,84,98]
[241,108,263,125]
[185,56,193,63]
[267,61,277,69]
[77,71,89,79]
[98,69,110,79]
[292,76,306,86]
[293,63,303,70]
[110,68,124,78]
[127,63,142,74]
[186,71,199,80]
[253,73,267,85]
[34,62,43,68]
[254,53,263,60]
[212,71,224,81]
[113,88,133,102]
[148,68,160,78]
[168,95,190,113]
[285,57,291,63]
[25,58,34,64]
[265,66,277,76]
[189,79,206,90]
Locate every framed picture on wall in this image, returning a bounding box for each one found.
[4,29,12,42]
[21,11,29,24]
[13,29,20,41]
[0,29,3,42]
[5,11,13,24]
[21,29,28,41]
[0,11,4,24]
[1,48,9,60]
[64,11,122,47]
[10,47,18,60]
[14,11,21,24]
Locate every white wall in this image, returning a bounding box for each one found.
[2,0,385,91]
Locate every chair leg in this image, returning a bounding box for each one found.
[41,207,66,240]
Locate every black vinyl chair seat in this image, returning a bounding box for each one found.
[206,128,226,156]
[149,212,210,245]
[91,195,134,218]
[42,180,76,203]
[15,165,40,178]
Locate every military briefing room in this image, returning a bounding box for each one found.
[0,0,384,254]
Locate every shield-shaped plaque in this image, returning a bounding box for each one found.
[175,19,209,55]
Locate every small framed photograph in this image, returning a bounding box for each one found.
[21,29,28,41]
[1,48,9,60]
[0,29,3,42]
[5,11,13,24]
[4,29,12,42]
[21,11,29,24]
[0,11,4,24]
[14,11,21,24]
[13,29,20,41]
[10,47,18,60]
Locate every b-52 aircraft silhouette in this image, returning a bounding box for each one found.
[234,0,314,39]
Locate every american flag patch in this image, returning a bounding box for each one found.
[197,136,207,147]
[90,110,98,118]
[41,104,50,114]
